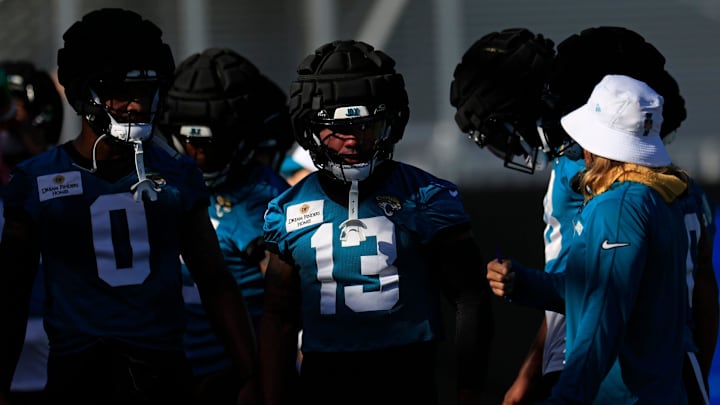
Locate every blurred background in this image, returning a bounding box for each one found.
[2,0,720,189]
[1,0,719,403]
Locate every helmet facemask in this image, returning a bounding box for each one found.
[82,69,166,202]
[306,105,392,183]
[174,124,252,189]
[85,69,163,144]
[305,105,394,246]
[468,116,551,174]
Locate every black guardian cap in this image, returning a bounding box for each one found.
[450,28,555,173]
[548,26,686,141]
[289,40,409,181]
[1,60,63,145]
[57,8,174,142]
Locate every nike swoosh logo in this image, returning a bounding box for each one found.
[601,240,630,250]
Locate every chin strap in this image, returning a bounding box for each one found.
[338,180,367,246]
[130,141,160,202]
[87,134,109,173]
[72,134,160,202]
[70,134,111,175]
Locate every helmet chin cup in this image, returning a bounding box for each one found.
[87,88,157,143]
[326,160,376,182]
[107,113,154,142]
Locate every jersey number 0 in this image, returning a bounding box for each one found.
[91,193,151,287]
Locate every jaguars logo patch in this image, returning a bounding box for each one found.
[375,195,402,216]
[215,195,233,217]
[145,173,167,187]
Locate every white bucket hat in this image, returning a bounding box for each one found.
[560,74,671,167]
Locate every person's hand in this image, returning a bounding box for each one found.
[486,259,515,297]
[503,374,531,405]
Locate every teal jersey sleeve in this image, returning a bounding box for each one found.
[181,162,289,377]
[543,157,585,275]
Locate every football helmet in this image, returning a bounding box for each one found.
[289,40,409,182]
[450,28,556,173]
[1,60,64,145]
[252,74,294,172]
[159,47,270,188]
[0,61,64,168]
[57,8,174,144]
[547,26,686,158]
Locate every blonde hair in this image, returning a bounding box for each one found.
[580,154,687,200]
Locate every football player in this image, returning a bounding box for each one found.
[259,40,494,405]
[0,9,260,404]
[159,47,291,404]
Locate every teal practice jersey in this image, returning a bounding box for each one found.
[3,142,207,355]
[182,162,289,376]
[543,157,585,276]
[263,161,471,352]
[541,156,585,375]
